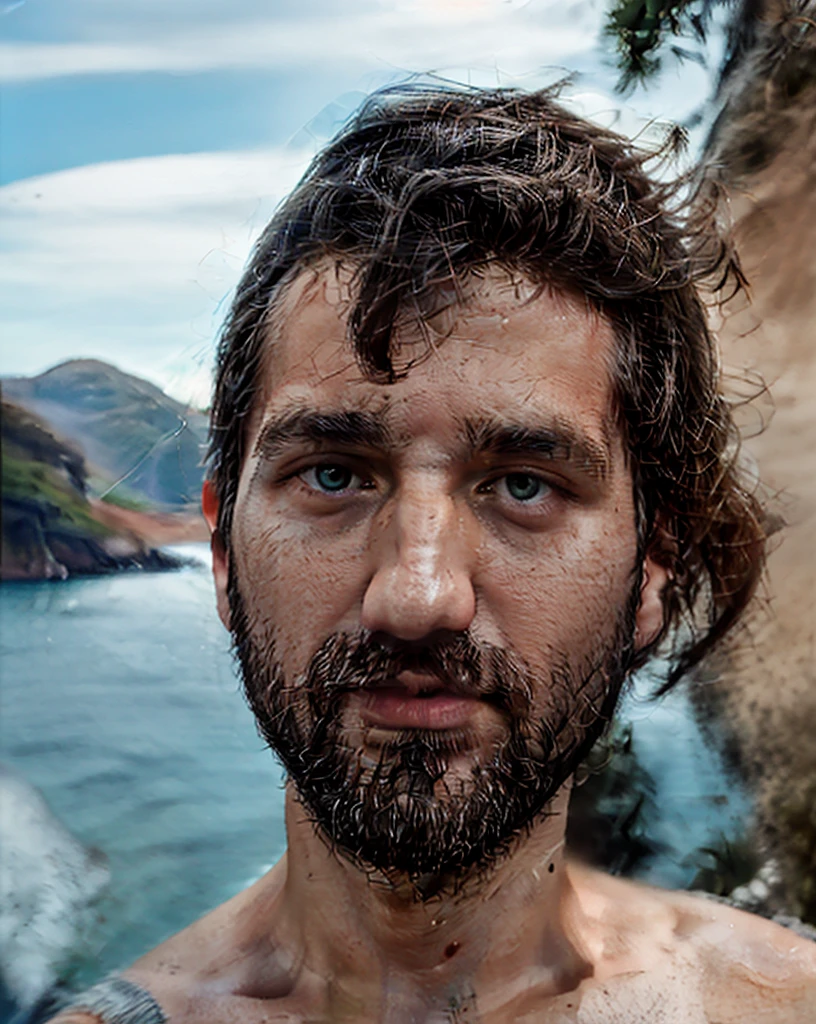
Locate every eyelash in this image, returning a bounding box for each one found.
[296,461,561,508]
[477,472,554,505]
[298,464,373,495]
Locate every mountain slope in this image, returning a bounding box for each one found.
[2,360,208,510]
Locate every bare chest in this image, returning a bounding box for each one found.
[153,976,719,1024]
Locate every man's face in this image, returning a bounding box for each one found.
[209,265,665,890]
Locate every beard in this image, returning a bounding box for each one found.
[228,566,640,896]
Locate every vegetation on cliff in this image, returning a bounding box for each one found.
[1,399,180,580]
[2,359,208,510]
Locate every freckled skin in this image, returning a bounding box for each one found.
[233,268,639,682]
[50,268,816,1024]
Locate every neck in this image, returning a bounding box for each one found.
[277,782,593,1021]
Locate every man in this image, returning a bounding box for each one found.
[53,87,816,1023]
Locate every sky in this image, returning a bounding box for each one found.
[0,0,726,408]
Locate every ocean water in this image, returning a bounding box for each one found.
[0,547,284,990]
[0,546,749,993]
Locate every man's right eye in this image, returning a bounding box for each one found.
[300,464,364,494]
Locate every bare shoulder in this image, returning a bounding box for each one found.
[568,865,816,1023]
[44,903,245,1024]
[48,862,294,1024]
[123,864,294,1019]
[668,886,816,1022]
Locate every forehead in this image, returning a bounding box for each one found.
[249,263,618,452]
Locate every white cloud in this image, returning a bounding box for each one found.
[0,1,598,83]
[0,149,313,406]
[0,59,713,409]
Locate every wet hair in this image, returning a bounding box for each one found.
[208,84,766,690]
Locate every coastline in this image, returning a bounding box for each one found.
[0,502,208,583]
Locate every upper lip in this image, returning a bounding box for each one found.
[363,670,466,698]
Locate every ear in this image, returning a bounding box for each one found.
[202,480,231,632]
[634,553,670,652]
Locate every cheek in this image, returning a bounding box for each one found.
[232,493,368,667]
[477,514,638,655]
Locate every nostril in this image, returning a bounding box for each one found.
[369,629,470,655]
[368,630,402,653]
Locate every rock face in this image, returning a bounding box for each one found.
[1,400,181,581]
[2,359,208,510]
[0,763,109,1017]
[695,0,816,922]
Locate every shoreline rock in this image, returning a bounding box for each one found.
[1,495,185,581]
[1,400,198,582]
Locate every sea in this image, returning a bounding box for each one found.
[0,545,750,998]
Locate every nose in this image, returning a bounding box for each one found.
[361,480,476,642]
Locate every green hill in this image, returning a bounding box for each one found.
[2,360,208,510]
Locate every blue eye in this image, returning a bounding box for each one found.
[312,464,355,492]
[503,473,549,502]
[300,463,371,495]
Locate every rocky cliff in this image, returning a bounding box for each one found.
[695,0,816,922]
[1,400,181,581]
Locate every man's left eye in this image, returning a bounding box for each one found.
[301,464,364,494]
[499,473,552,503]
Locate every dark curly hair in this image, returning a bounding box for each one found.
[208,84,766,690]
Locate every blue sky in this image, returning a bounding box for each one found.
[1,0,725,406]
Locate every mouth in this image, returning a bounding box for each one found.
[358,671,482,731]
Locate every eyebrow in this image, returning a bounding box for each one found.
[251,406,612,482]
[463,416,612,482]
[253,408,390,460]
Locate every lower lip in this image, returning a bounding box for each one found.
[360,689,480,730]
